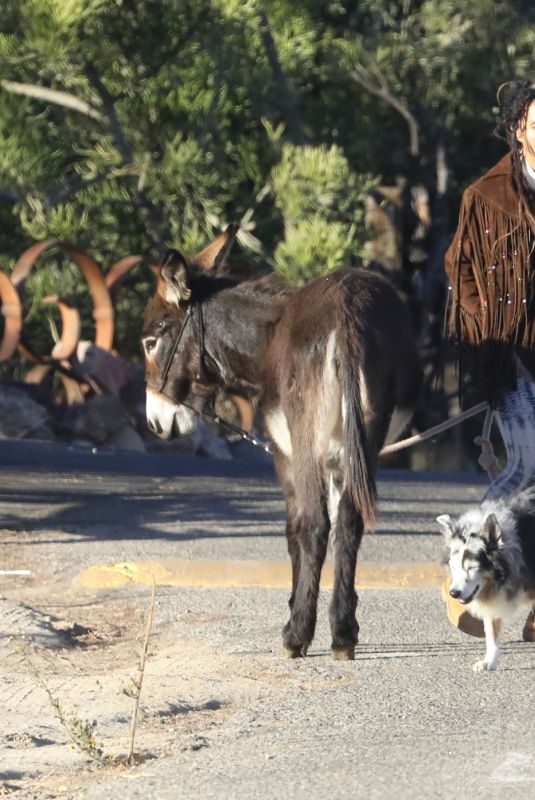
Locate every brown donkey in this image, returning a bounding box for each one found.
[142,226,421,659]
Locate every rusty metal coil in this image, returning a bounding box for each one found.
[11,240,114,356]
[0,269,23,362]
[1,241,255,429]
[104,255,159,297]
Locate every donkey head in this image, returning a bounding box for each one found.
[142,224,238,438]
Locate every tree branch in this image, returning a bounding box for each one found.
[46,171,111,207]
[84,66,134,163]
[0,80,102,121]
[139,5,211,81]
[256,9,305,145]
[351,52,419,157]
[84,66,164,246]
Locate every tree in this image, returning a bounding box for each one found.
[1,0,535,364]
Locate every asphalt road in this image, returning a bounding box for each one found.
[1,440,534,800]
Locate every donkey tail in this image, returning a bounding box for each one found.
[338,314,377,529]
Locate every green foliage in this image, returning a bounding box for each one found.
[271,143,374,224]
[274,215,354,284]
[270,143,375,282]
[0,0,534,358]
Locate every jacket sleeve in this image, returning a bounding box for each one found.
[444,190,481,316]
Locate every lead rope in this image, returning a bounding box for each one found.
[473,407,502,480]
[184,397,496,468]
[178,398,273,453]
[379,401,500,482]
[158,303,499,475]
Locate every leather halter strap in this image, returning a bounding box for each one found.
[156,305,193,394]
[157,302,209,395]
[156,301,273,454]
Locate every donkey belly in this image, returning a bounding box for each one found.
[265,331,344,463]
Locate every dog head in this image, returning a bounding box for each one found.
[436,511,504,604]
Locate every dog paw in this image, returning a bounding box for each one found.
[472,659,497,672]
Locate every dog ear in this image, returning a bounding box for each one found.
[436,514,455,541]
[482,513,504,548]
[158,249,192,306]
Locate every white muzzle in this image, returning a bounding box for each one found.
[146,389,197,438]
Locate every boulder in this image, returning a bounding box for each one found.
[0,384,56,441]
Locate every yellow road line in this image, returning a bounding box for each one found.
[76,559,445,591]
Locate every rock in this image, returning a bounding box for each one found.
[106,423,146,452]
[72,341,130,395]
[0,384,56,441]
[195,421,233,460]
[59,394,130,445]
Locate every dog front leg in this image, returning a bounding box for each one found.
[473,618,502,672]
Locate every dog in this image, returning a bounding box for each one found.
[437,487,535,671]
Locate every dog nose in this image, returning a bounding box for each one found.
[449,588,462,599]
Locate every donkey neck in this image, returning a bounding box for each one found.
[198,274,292,394]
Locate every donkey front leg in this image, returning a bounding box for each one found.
[329,489,364,660]
[282,494,330,658]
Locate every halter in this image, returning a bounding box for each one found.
[157,305,193,395]
[155,301,273,454]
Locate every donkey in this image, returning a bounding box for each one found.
[143,226,421,659]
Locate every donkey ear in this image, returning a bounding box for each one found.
[193,223,239,272]
[158,249,192,306]
[482,513,504,547]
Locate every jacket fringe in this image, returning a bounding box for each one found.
[445,187,535,405]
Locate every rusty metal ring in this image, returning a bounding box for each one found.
[25,363,85,405]
[105,255,159,298]
[15,294,82,365]
[229,395,254,432]
[0,269,23,362]
[11,239,114,352]
[43,295,81,360]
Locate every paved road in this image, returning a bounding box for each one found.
[1,441,534,800]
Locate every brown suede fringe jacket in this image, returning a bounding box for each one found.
[445,152,535,405]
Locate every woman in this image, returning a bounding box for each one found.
[444,79,535,641]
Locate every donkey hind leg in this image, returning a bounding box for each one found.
[272,451,301,644]
[329,487,365,660]
[282,479,330,659]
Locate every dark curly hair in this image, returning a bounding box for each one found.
[494,79,535,227]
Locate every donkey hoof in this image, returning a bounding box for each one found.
[284,643,308,658]
[331,646,355,661]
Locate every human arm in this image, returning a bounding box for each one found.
[444,190,482,316]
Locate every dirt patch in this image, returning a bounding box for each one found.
[0,582,270,799]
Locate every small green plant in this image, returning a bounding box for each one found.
[21,581,157,768]
[24,649,111,764]
[48,698,110,765]
[124,578,156,765]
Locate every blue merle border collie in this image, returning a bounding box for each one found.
[437,487,535,672]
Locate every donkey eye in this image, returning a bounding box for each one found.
[144,337,158,354]
[156,320,166,332]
